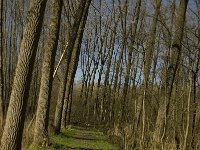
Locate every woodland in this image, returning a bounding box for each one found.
[0,0,200,150]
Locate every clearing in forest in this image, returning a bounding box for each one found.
[29,126,119,150]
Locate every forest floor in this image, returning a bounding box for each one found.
[28,126,119,150]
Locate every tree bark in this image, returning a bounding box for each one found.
[61,0,91,128]
[54,0,90,134]
[141,0,161,147]
[153,0,188,147]
[121,0,141,124]
[33,0,63,146]
[0,0,4,127]
[0,0,47,149]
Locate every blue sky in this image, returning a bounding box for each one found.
[74,0,198,83]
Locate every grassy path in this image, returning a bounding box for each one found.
[29,126,119,150]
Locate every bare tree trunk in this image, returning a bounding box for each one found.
[94,18,110,124]
[153,0,188,148]
[54,0,91,134]
[111,27,125,128]
[66,84,73,125]
[192,2,200,147]
[0,0,4,127]
[103,18,117,126]
[121,0,141,124]
[182,68,193,150]
[0,0,47,149]
[61,1,91,127]
[33,0,63,146]
[141,0,161,147]
[54,0,86,134]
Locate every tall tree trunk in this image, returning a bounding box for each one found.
[33,0,63,146]
[0,0,4,127]
[153,0,188,148]
[0,0,47,149]
[121,0,141,124]
[182,68,193,150]
[102,19,117,125]
[66,84,73,125]
[192,1,200,147]
[61,0,91,127]
[54,0,89,134]
[141,0,161,147]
